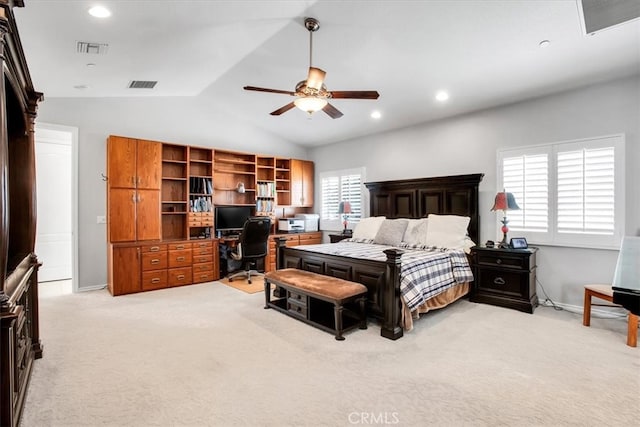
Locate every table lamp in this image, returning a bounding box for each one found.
[338,201,352,235]
[491,189,520,248]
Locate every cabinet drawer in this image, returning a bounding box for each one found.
[193,270,215,284]
[477,252,531,270]
[142,270,168,291]
[141,251,168,271]
[287,290,308,306]
[141,244,167,253]
[192,240,213,249]
[169,249,193,267]
[193,246,213,256]
[193,262,213,273]
[476,268,527,297]
[299,233,321,244]
[287,299,308,318]
[193,254,213,264]
[169,242,192,251]
[168,267,192,286]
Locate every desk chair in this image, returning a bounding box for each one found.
[583,236,639,347]
[228,217,271,284]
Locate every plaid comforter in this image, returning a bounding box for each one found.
[288,240,474,311]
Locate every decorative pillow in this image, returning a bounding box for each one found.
[374,219,408,246]
[352,216,386,240]
[402,218,428,245]
[425,214,471,249]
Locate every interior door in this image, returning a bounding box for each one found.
[35,137,72,281]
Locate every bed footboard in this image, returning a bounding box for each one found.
[277,238,404,340]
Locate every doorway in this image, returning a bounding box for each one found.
[34,123,78,293]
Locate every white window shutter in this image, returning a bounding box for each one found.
[503,153,548,232]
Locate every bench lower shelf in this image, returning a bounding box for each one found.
[264,287,366,340]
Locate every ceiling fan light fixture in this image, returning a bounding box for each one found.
[294,96,328,113]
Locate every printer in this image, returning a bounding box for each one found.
[278,218,305,232]
[294,213,320,232]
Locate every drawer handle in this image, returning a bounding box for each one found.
[149,246,160,252]
[151,278,160,284]
[200,274,208,278]
[176,245,185,250]
[177,256,185,261]
[297,306,302,312]
[177,275,185,280]
[151,259,160,264]
[493,277,506,285]
[496,259,502,264]
[297,294,302,300]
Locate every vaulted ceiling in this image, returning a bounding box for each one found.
[14,0,640,146]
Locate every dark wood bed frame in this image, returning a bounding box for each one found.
[277,173,484,340]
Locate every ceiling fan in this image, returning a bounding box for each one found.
[243,17,380,119]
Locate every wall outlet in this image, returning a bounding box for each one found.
[97,215,106,224]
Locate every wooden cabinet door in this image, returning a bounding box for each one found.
[109,188,136,242]
[136,189,161,241]
[107,136,137,188]
[111,246,141,295]
[290,159,314,207]
[136,139,162,190]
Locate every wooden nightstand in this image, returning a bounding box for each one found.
[470,246,539,313]
[329,233,352,243]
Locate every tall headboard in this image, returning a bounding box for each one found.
[364,174,484,245]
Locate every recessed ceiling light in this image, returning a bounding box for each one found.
[371,110,382,119]
[86,63,96,68]
[88,6,111,18]
[435,91,449,102]
[73,85,89,90]
[539,39,551,48]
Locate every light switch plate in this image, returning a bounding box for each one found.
[97,215,106,224]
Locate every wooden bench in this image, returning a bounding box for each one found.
[264,268,368,340]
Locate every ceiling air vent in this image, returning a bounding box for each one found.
[128,80,158,89]
[76,41,109,55]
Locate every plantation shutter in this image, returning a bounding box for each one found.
[321,176,340,220]
[557,147,615,235]
[341,174,362,223]
[502,153,549,232]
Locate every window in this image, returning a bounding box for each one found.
[319,168,364,231]
[497,134,624,249]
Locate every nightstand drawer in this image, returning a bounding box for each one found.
[477,251,533,270]
[476,268,527,297]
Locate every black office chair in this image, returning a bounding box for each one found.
[228,217,271,284]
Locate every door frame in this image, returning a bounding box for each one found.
[35,122,79,293]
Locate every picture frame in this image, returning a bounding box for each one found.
[510,237,528,249]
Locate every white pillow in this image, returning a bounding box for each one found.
[402,218,428,245]
[352,216,386,240]
[425,214,471,249]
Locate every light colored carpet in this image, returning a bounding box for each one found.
[219,273,265,294]
[21,281,639,427]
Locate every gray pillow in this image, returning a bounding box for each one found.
[374,219,408,246]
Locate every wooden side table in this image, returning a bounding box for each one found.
[470,246,539,313]
[329,233,351,243]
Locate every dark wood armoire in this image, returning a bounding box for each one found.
[0,1,43,426]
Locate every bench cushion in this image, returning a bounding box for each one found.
[265,268,367,301]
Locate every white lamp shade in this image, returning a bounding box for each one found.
[294,96,328,113]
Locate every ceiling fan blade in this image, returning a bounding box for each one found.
[322,103,343,119]
[330,90,380,100]
[306,67,326,91]
[270,102,296,116]
[244,86,296,96]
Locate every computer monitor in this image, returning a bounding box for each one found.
[215,205,252,233]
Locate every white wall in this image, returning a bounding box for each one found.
[36,96,308,291]
[310,75,640,308]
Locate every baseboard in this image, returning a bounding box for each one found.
[539,299,628,320]
[77,284,108,293]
